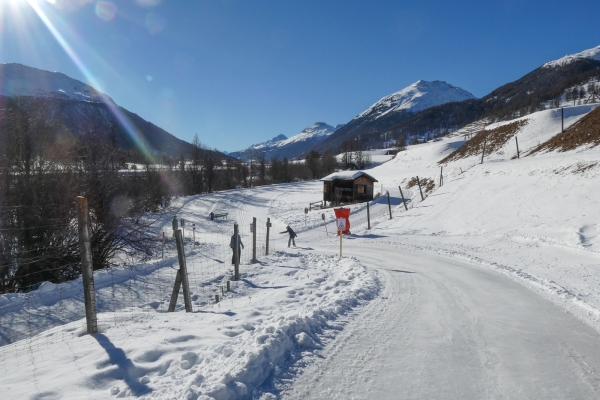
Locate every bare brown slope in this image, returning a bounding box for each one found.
[439,120,527,164]
[529,106,600,154]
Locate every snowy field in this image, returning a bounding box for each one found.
[2,104,600,398]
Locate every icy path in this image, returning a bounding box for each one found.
[283,243,600,399]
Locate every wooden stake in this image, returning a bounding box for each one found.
[76,196,98,335]
[366,202,371,230]
[168,270,182,312]
[215,294,219,303]
[168,229,193,312]
[439,166,443,186]
[265,218,270,255]
[227,281,230,292]
[387,191,392,219]
[561,107,564,132]
[481,139,487,164]
[234,223,240,281]
[252,217,257,264]
[416,176,424,201]
[398,186,408,211]
[516,136,520,159]
[162,231,164,259]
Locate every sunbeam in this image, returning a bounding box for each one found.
[23,0,180,193]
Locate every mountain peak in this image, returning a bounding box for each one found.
[543,45,600,68]
[0,63,115,104]
[357,80,475,120]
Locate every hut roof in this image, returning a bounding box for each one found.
[320,171,378,182]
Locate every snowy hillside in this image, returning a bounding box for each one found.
[543,44,600,68]
[0,63,114,103]
[357,80,475,120]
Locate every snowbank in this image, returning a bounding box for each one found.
[0,252,380,399]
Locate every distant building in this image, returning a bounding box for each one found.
[321,171,378,205]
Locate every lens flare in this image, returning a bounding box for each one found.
[25,0,180,194]
[135,0,161,7]
[95,1,117,21]
[145,12,166,34]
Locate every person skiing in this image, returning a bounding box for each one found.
[280,225,297,247]
[230,232,244,264]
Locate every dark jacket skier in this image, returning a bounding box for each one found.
[280,226,297,247]
[230,233,244,264]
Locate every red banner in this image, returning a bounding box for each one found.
[334,207,351,235]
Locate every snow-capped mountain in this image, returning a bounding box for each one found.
[543,45,600,68]
[358,80,475,120]
[0,63,114,103]
[251,122,337,150]
[317,80,475,152]
[235,122,341,160]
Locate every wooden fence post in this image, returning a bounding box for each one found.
[481,139,487,164]
[416,176,424,201]
[561,107,564,132]
[162,232,164,259]
[252,217,257,263]
[234,223,240,281]
[265,218,270,255]
[387,191,392,219]
[516,136,520,159]
[439,166,443,186]
[168,229,192,312]
[398,186,408,211]
[76,196,98,335]
[366,202,371,230]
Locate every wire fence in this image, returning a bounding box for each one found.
[0,181,437,369]
[0,212,280,370]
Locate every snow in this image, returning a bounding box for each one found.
[321,171,377,182]
[0,63,114,103]
[3,105,600,397]
[543,44,600,68]
[357,80,475,120]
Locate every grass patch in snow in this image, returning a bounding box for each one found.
[439,120,528,163]
[529,106,600,154]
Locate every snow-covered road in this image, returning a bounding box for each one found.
[283,243,600,399]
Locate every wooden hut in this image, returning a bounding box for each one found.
[321,171,378,204]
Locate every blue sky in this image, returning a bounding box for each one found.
[1,0,599,152]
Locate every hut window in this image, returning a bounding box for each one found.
[357,185,365,194]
